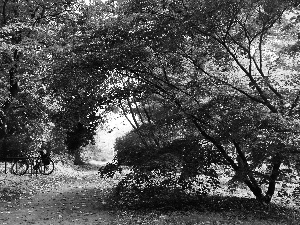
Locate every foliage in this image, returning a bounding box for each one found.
[93,0,300,204]
[111,170,219,209]
[45,1,113,157]
[0,0,108,160]
[0,91,49,158]
[100,132,221,206]
[114,131,149,167]
[0,0,79,159]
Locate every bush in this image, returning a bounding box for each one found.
[100,135,221,208]
[114,132,152,167]
[113,168,219,209]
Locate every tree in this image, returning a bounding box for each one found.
[0,0,76,158]
[91,0,300,204]
[44,1,115,162]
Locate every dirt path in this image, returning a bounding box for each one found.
[0,169,121,225]
[2,166,299,225]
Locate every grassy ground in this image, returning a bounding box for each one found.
[0,160,300,224]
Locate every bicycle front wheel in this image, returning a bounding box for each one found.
[11,159,29,175]
[39,159,54,175]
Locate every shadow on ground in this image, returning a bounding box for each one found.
[0,178,115,224]
[105,190,300,224]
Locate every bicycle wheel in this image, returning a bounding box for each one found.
[11,159,29,175]
[39,159,54,175]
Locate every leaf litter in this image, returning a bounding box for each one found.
[1,162,299,224]
[0,163,116,224]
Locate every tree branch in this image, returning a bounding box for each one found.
[265,153,282,203]
[289,90,300,115]
[176,47,266,104]
[2,0,8,26]
[252,57,283,100]
[220,40,278,112]
[192,119,239,171]
[118,99,149,149]
[232,140,260,187]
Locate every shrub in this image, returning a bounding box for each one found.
[100,134,220,208]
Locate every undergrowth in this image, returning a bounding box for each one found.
[103,187,300,224]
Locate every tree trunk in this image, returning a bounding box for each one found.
[0,49,20,140]
[242,154,282,204]
[264,154,282,203]
[0,111,7,140]
[243,178,265,200]
[190,119,283,205]
[73,148,84,165]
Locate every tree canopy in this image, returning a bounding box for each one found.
[94,0,300,204]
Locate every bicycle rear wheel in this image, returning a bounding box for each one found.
[39,159,54,175]
[11,159,29,175]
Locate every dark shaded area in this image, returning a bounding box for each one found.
[104,192,300,224]
[0,187,22,201]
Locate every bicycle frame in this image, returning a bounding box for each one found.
[9,154,54,175]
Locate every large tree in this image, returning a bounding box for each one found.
[0,0,78,157]
[82,0,300,204]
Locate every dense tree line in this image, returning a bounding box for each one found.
[0,0,105,163]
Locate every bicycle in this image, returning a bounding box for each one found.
[11,151,55,175]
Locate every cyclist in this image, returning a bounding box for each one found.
[33,143,50,170]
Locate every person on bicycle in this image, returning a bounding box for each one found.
[12,142,54,175]
[40,142,50,165]
[33,143,50,170]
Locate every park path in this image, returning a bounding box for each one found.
[0,168,122,225]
